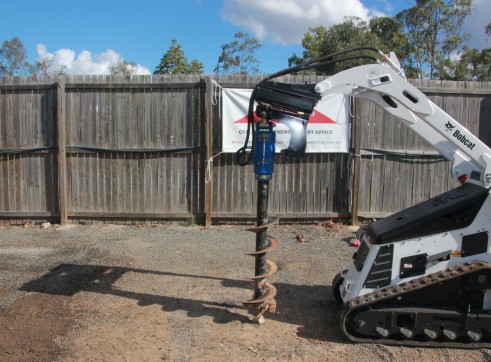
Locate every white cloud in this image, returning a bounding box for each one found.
[381,0,394,13]
[221,0,383,44]
[36,44,151,75]
[463,0,491,50]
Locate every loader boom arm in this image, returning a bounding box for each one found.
[314,59,491,187]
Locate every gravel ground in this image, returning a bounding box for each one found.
[0,222,490,361]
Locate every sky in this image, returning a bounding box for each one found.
[1,0,490,75]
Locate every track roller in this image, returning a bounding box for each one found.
[399,327,413,339]
[467,331,481,342]
[375,326,389,337]
[424,329,438,340]
[443,329,457,341]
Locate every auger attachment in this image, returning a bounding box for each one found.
[238,88,314,322]
[235,62,319,324]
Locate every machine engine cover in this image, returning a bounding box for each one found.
[367,183,489,244]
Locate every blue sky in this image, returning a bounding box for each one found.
[1,0,489,75]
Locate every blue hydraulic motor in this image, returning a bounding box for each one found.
[252,117,276,180]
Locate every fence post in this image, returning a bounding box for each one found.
[351,99,361,226]
[57,75,68,225]
[204,77,213,227]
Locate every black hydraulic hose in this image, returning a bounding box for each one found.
[66,146,199,154]
[235,86,259,166]
[294,55,379,75]
[264,46,381,81]
[0,146,55,155]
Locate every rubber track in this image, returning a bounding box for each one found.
[340,260,491,348]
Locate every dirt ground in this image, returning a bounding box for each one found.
[1,222,490,362]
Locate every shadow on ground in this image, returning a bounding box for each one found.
[20,263,345,343]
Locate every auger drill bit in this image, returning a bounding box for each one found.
[242,180,279,323]
[235,77,318,324]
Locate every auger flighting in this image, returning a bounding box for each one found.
[241,111,279,323]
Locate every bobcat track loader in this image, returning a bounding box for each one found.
[239,48,491,347]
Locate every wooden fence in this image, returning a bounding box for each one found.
[0,74,490,225]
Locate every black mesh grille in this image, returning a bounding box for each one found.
[364,244,394,289]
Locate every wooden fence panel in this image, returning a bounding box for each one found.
[60,75,204,221]
[0,74,489,224]
[0,76,58,219]
[66,153,202,214]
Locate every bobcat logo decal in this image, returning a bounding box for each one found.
[445,121,455,132]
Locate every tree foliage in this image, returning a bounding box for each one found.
[0,6,489,81]
[0,37,29,76]
[396,0,472,79]
[110,59,139,76]
[451,22,491,81]
[188,59,204,74]
[290,1,480,80]
[289,25,329,67]
[29,56,54,77]
[288,17,409,75]
[369,17,415,77]
[0,37,67,77]
[154,39,203,74]
[29,55,69,77]
[214,32,261,74]
[453,46,491,81]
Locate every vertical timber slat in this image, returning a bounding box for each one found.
[351,99,361,226]
[57,76,68,224]
[205,78,213,227]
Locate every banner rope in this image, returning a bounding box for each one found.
[206,75,223,120]
[205,151,223,184]
[204,76,224,184]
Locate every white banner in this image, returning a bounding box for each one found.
[222,88,350,153]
